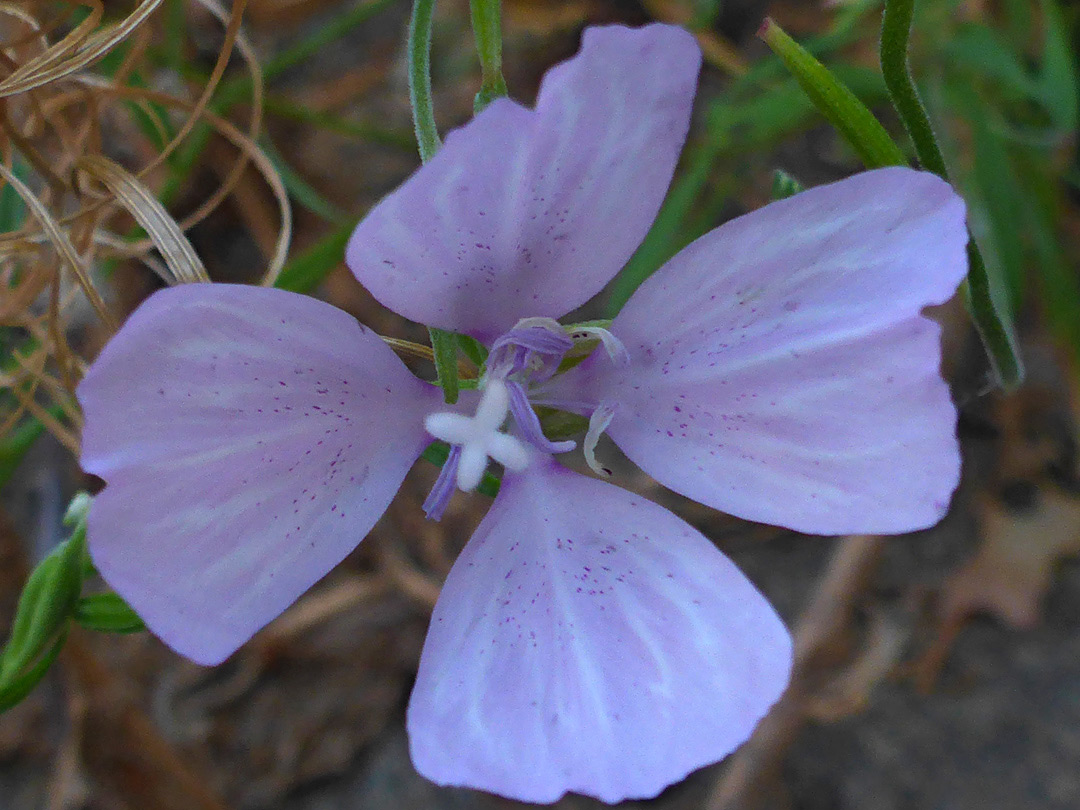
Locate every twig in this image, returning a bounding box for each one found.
[62,635,234,810]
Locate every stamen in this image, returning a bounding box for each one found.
[490,326,574,358]
[584,401,617,477]
[506,381,576,454]
[423,444,461,520]
[569,326,630,368]
[488,319,575,381]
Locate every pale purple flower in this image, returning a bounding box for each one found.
[77,23,967,804]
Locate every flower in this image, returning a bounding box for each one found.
[77,23,968,805]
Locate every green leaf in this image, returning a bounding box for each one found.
[262,0,398,84]
[0,155,28,231]
[688,0,723,30]
[944,26,1040,102]
[261,97,414,150]
[0,342,65,493]
[0,631,66,713]
[0,415,47,492]
[273,224,352,294]
[0,524,85,686]
[536,407,588,441]
[759,18,907,169]
[75,593,146,634]
[606,66,890,313]
[606,129,729,314]
[1017,158,1080,367]
[260,137,345,223]
[1035,0,1078,133]
[968,113,1027,314]
[162,0,187,72]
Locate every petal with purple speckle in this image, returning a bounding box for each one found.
[347,24,701,341]
[547,167,967,534]
[78,284,442,665]
[407,459,791,804]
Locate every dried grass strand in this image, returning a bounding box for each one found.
[10,1,105,74]
[76,154,209,284]
[78,79,292,284]
[0,0,161,97]
[0,4,52,54]
[0,160,115,327]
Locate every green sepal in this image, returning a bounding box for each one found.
[430,328,461,404]
[456,333,489,367]
[434,376,480,390]
[63,491,93,527]
[75,592,146,634]
[770,169,804,200]
[474,79,508,115]
[535,408,589,442]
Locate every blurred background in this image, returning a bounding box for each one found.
[3,0,1080,807]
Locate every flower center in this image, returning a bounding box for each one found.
[421,318,628,520]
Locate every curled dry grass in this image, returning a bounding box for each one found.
[0,0,292,456]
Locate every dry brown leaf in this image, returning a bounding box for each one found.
[948,489,1080,629]
[916,379,1080,689]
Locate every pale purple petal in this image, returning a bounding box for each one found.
[78,284,442,665]
[347,24,701,341]
[407,459,791,803]
[543,168,967,534]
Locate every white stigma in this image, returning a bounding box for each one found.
[424,379,531,491]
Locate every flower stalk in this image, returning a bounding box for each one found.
[879,0,1023,389]
[407,0,441,162]
[407,0,460,403]
[469,0,508,112]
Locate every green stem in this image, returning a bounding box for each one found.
[880,0,1023,388]
[407,0,460,403]
[963,245,1024,389]
[408,0,441,162]
[469,0,508,112]
[879,0,948,176]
